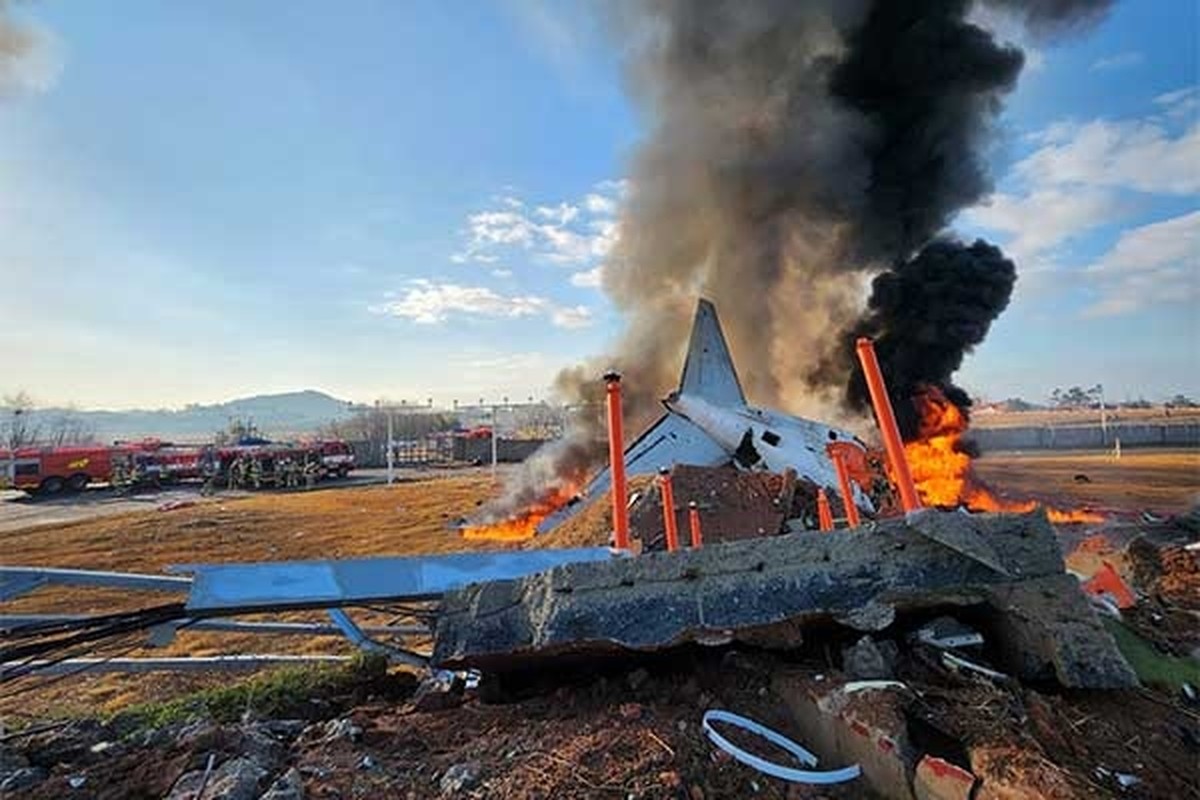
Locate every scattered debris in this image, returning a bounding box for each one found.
[914,617,984,650]
[940,652,1012,685]
[439,760,482,794]
[841,636,896,680]
[701,710,861,785]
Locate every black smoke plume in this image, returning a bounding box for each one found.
[842,239,1017,439]
[486,0,1110,516]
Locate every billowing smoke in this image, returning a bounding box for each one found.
[1,1,56,97]
[839,239,1017,439]
[482,0,1109,518]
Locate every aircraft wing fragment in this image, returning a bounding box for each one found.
[536,413,730,533]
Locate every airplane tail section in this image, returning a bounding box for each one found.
[678,299,746,407]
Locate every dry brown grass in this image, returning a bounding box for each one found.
[974,449,1199,513]
[0,477,520,718]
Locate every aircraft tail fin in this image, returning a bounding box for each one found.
[678,299,746,406]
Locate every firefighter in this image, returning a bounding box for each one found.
[281,456,298,489]
[110,454,131,494]
[229,454,246,490]
[248,454,263,490]
[303,455,319,490]
[199,448,218,496]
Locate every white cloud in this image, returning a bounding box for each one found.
[962,187,1124,261]
[1154,86,1200,122]
[570,265,603,287]
[1090,51,1144,72]
[370,280,592,329]
[1015,117,1200,195]
[550,305,592,329]
[960,93,1200,301]
[490,268,513,278]
[583,193,617,215]
[1083,210,1200,316]
[535,202,579,225]
[451,179,623,274]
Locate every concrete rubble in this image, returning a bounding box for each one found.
[434,508,1137,689]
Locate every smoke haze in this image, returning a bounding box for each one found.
[483,0,1111,516]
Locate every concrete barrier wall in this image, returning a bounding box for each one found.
[973,422,1200,452]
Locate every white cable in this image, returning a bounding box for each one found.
[701,709,861,785]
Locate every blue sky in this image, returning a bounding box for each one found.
[1,0,1196,410]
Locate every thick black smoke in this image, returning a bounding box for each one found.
[827,1,1024,262]
[488,0,1110,515]
[842,239,1017,439]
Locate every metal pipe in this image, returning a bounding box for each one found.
[658,467,679,552]
[829,450,861,528]
[490,404,499,483]
[604,371,630,550]
[854,338,921,513]
[386,408,395,485]
[688,500,703,549]
[816,489,834,532]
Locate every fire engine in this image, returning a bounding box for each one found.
[0,437,354,495]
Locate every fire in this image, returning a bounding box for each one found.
[904,387,1103,524]
[460,483,579,542]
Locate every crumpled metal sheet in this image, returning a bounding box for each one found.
[176,548,618,613]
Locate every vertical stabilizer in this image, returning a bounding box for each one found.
[678,299,746,406]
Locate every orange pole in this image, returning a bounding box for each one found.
[829,450,862,528]
[658,467,679,552]
[604,371,630,550]
[687,500,703,549]
[817,488,834,532]
[854,338,921,513]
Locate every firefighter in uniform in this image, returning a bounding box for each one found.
[303,454,319,490]
[229,454,246,490]
[248,454,263,490]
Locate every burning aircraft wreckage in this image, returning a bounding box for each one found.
[2,300,1193,795]
[3,301,1142,685]
[5,0,1198,793]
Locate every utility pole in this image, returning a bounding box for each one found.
[3,408,19,490]
[386,406,395,485]
[490,403,499,484]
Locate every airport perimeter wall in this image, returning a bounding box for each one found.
[973,422,1200,451]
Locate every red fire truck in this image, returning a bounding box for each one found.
[1,438,354,495]
[0,445,121,494]
[312,439,355,478]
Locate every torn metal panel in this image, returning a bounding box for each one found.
[176,548,618,613]
[434,510,1137,689]
[0,567,191,601]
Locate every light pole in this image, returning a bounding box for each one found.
[490,401,499,484]
[386,406,395,485]
[4,408,19,490]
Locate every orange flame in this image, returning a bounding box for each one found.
[904,387,1103,524]
[461,483,580,542]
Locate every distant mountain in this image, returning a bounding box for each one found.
[15,391,354,443]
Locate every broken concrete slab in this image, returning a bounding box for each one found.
[433,510,1136,688]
